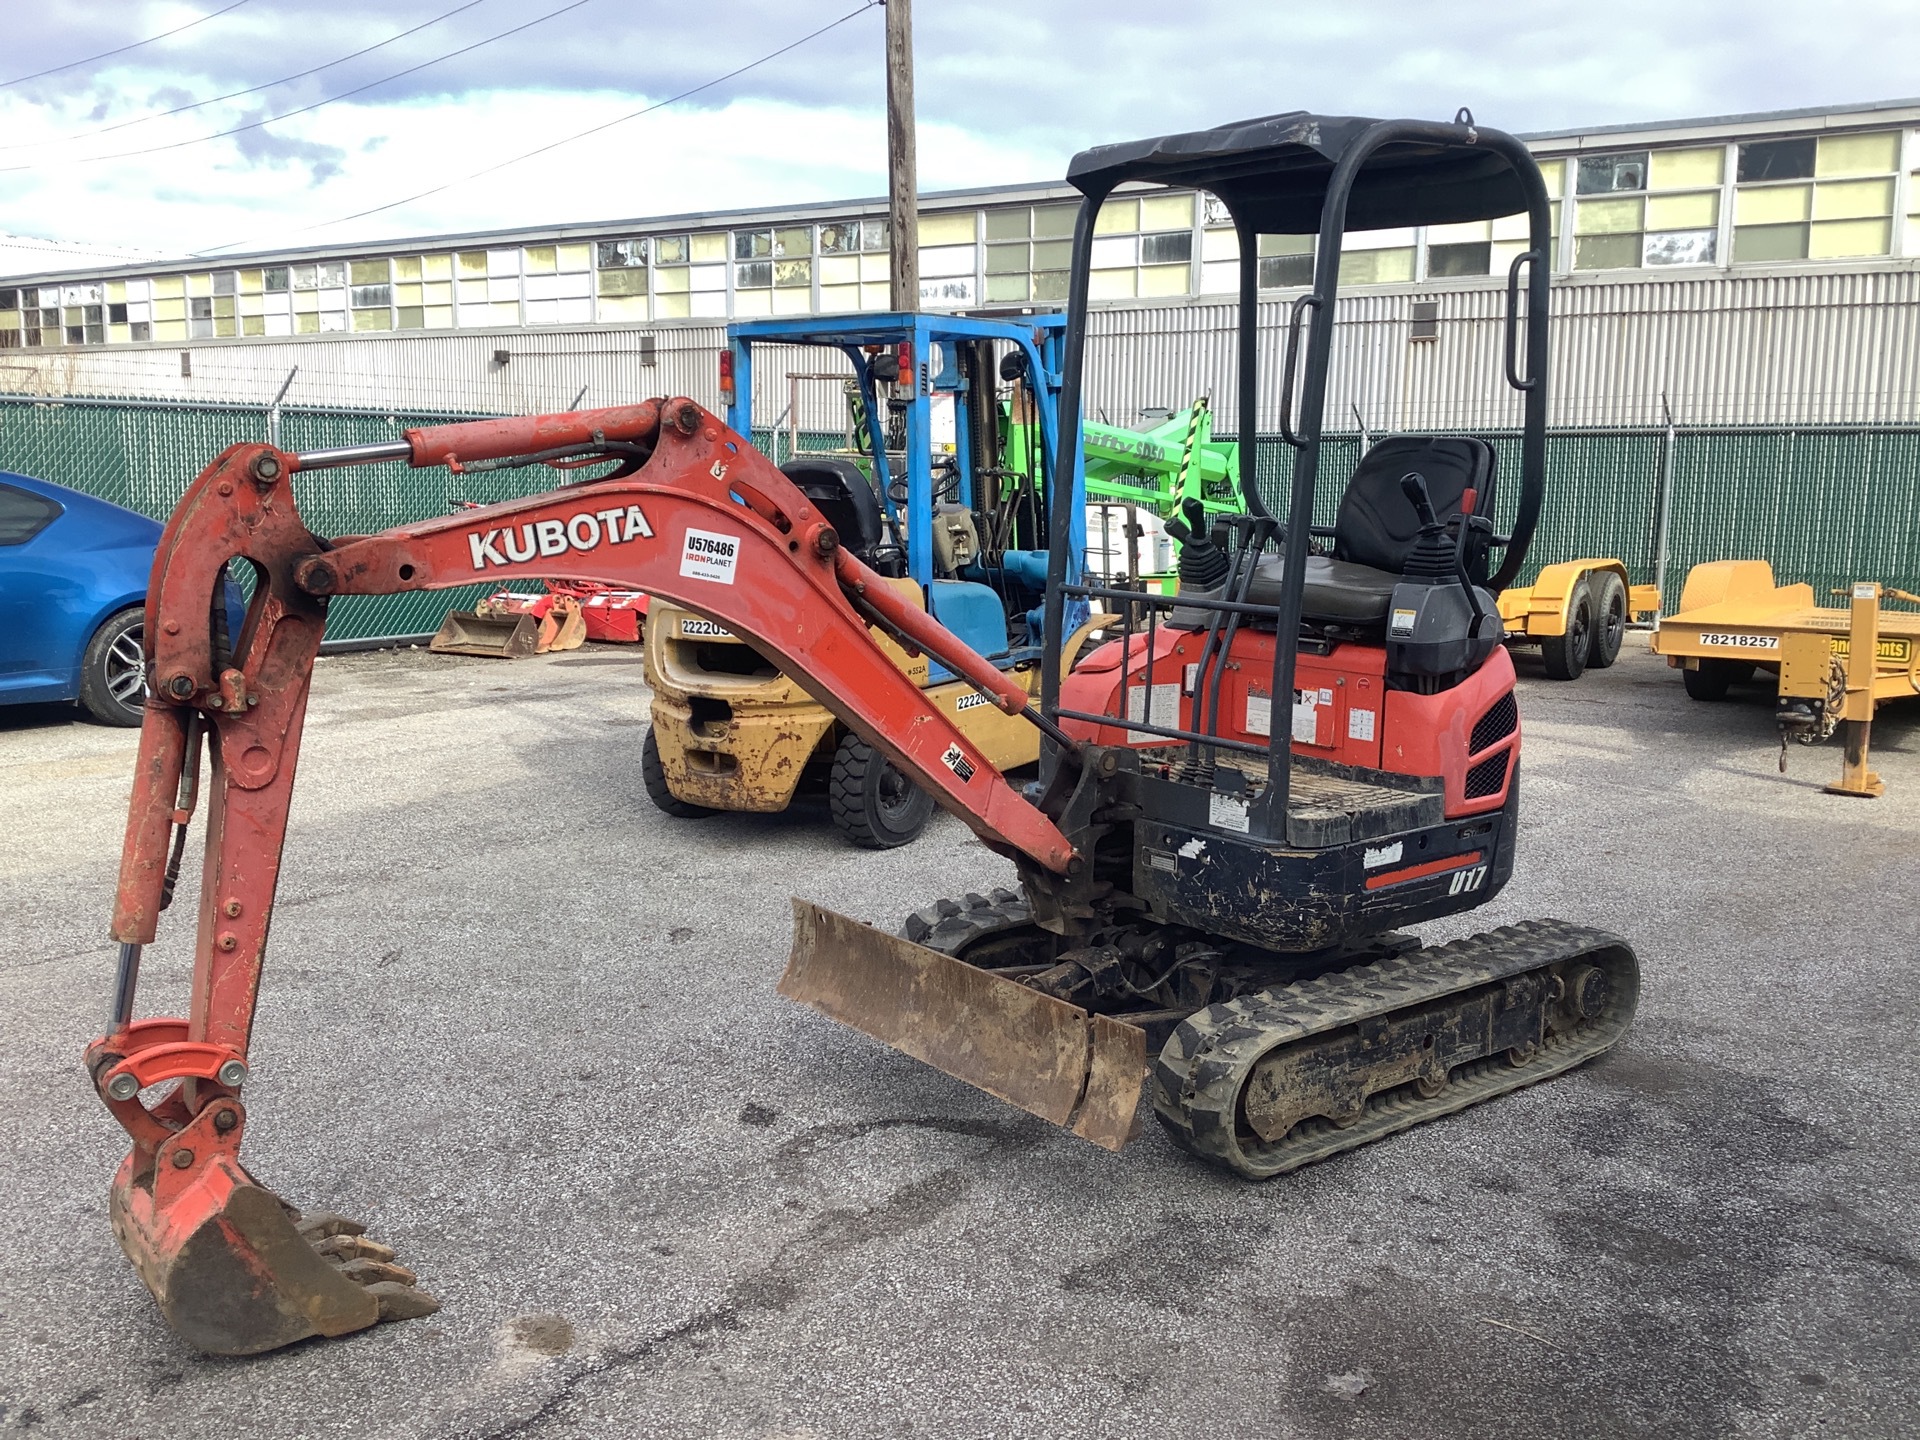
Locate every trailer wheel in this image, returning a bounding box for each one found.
[1586,571,1627,669]
[642,727,717,817]
[1682,659,1752,701]
[830,734,934,848]
[1539,582,1593,681]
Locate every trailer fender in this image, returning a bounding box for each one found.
[1500,559,1630,638]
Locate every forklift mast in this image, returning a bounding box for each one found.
[722,312,1087,590]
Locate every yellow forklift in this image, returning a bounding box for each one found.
[643,312,1109,845]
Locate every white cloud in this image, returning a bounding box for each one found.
[0,0,1915,263]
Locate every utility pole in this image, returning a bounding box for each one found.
[884,0,917,312]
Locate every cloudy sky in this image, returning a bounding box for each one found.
[1,0,1914,261]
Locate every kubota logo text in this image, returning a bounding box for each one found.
[466,505,654,570]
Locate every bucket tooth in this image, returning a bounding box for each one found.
[780,900,1146,1151]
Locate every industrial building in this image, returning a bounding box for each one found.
[0,98,1915,432]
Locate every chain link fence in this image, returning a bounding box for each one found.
[1247,424,1920,604]
[5,392,1917,641]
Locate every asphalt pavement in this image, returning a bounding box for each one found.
[1,636,1915,1440]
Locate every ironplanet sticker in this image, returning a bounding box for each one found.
[680,528,741,584]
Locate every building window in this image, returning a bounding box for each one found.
[817,217,890,312]
[1732,131,1898,263]
[1578,152,1648,194]
[595,238,649,321]
[733,226,816,317]
[983,203,1075,303]
[1428,241,1493,277]
[1257,236,1314,289]
[1573,147,1720,270]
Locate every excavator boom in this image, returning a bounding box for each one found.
[91,397,1102,1354]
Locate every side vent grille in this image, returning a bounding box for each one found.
[1469,693,1518,754]
[1464,752,1510,800]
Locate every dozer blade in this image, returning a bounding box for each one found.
[428,609,539,658]
[781,901,1146,1151]
[110,1150,437,1356]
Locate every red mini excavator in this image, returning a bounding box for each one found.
[91,112,1638,1355]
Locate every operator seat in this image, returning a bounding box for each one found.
[1246,435,1495,629]
[779,457,887,559]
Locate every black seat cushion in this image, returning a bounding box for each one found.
[780,458,884,555]
[1247,554,1398,627]
[1333,435,1494,575]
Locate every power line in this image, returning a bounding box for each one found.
[0,0,492,152]
[1,1,257,90]
[198,0,882,255]
[0,0,594,174]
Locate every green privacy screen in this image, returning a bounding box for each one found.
[1239,425,1920,603]
[0,396,571,642]
[4,394,1916,639]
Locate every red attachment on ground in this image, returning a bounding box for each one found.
[547,579,648,642]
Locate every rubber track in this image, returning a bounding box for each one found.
[1152,918,1639,1179]
[900,888,1031,953]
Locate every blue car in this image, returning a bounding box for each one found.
[0,472,165,727]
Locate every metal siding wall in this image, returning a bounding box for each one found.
[0,325,731,417]
[4,267,1916,432]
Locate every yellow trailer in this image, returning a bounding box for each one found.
[1652,559,1920,796]
[1497,558,1660,681]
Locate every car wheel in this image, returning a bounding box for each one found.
[79,608,148,726]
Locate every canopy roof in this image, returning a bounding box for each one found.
[1066,112,1534,234]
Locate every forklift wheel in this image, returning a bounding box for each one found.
[830,734,934,849]
[642,727,718,818]
[1586,571,1627,669]
[1539,582,1593,681]
[1682,659,1753,702]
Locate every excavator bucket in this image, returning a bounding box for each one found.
[542,594,588,651]
[108,1147,437,1356]
[429,592,588,657]
[780,901,1146,1151]
[428,607,540,658]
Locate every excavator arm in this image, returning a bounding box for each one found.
[89,398,1100,1355]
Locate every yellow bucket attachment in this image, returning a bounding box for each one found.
[780,901,1146,1151]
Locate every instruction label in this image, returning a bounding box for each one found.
[1208,791,1251,833]
[1125,682,1181,739]
[680,528,741,584]
[1348,707,1376,742]
[1245,689,1271,737]
[1291,689,1320,744]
